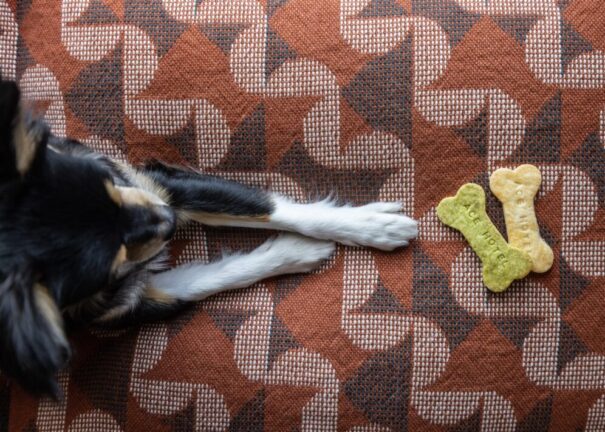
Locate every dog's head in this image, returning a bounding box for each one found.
[0,80,176,397]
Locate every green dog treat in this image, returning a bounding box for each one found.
[436,183,532,292]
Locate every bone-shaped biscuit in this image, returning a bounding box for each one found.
[489,164,554,273]
[436,183,532,292]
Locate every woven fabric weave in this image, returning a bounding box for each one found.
[2,0,605,430]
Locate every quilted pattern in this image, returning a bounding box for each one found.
[1,0,605,430]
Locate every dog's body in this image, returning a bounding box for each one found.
[0,80,418,397]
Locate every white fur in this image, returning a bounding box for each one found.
[154,197,417,300]
[195,196,418,251]
[151,234,335,301]
[269,196,418,251]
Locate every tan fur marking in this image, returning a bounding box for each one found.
[116,163,171,204]
[13,109,39,175]
[111,245,128,273]
[33,284,66,342]
[126,238,167,263]
[144,286,176,305]
[183,211,271,225]
[116,186,167,208]
[105,181,123,206]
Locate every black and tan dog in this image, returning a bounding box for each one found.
[0,79,417,398]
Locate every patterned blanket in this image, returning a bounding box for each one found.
[1,0,605,430]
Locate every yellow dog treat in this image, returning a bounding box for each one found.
[490,165,554,273]
[436,183,532,292]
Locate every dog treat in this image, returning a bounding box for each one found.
[436,183,532,292]
[490,165,553,273]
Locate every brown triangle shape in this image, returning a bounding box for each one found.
[270,0,373,86]
[339,98,375,152]
[429,320,549,420]
[418,240,467,279]
[101,0,123,19]
[264,96,320,167]
[564,0,605,51]
[429,17,556,119]
[412,109,485,216]
[142,311,262,410]
[137,26,260,129]
[374,246,414,310]
[125,117,188,166]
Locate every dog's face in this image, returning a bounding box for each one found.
[0,81,176,397]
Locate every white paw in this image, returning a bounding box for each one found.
[336,202,418,251]
[261,234,336,274]
[357,202,403,213]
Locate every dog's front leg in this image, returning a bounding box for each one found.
[94,233,335,326]
[149,233,335,301]
[145,163,418,251]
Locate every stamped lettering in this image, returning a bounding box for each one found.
[490,164,554,273]
[436,183,532,292]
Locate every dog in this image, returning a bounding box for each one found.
[0,79,418,398]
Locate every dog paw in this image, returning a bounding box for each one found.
[337,202,418,251]
[356,202,403,213]
[262,234,336,274]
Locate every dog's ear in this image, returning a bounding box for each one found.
[0,264,70,398]
[0,80,47,181]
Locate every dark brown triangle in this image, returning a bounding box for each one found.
[559,255,591,311]
[561,20,593,70]
[358,0,406,17]
[207,310,255,342]
[217,104,266,171]
[266,28,297,78]
[449,401,482,432]
[273,274,305,304]
[510,92,562,164]
[14,0,30,22]
[229,389,265,431]
[454,107,487,158]
[16,35,35,80]
[200,24,247,55]
[74,0,119,24]
[65,45,124,142]
[567,132,605,206]
[517,395,552,432]
[412,246,478,349]
[166,117,198,167]
[70,333,137,426]
[125,0,187,57]
[493,318,540,349]
[557,320,589,374]
[342,37,412,146]
[473,172,507,237]
[277,142,393,203]
[493,15,539,45]
[355,280,407,314]
[268,315,300,366]
[344,339,412,430]
[165,400,196,431]
[267,0,289,15]
[412,0,480,45]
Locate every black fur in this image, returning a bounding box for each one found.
[0,79,275,397]
[145,162,274,216]
[0,261,69,398]
[0,81,21,182]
